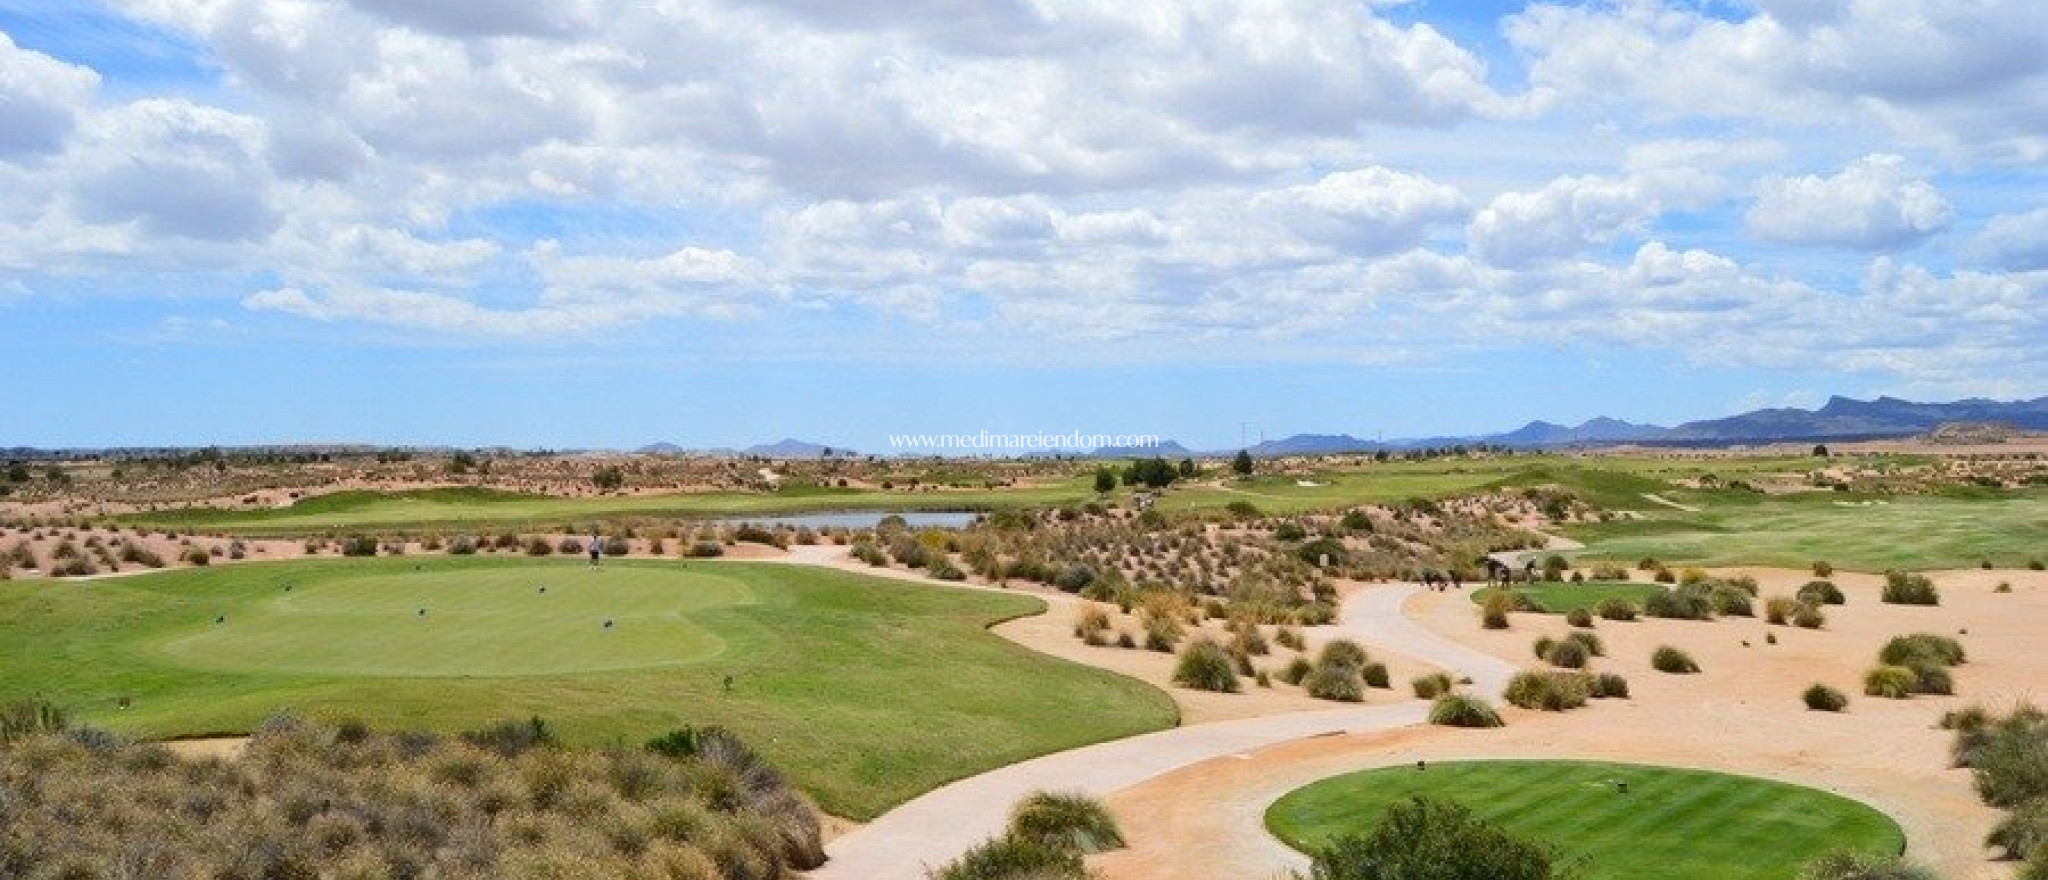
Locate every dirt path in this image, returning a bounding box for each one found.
[805,582,1511,880]
[1640,492,1702,512]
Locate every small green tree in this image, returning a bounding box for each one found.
[1232,449,1254,476]
[592,466,625,490]
[1093,466,1117,494]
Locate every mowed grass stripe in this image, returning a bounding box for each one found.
[1266,760,1903,880]
[0,556,1176,819]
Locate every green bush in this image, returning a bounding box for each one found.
[1481,593,1512,630]
[1798,580,1846,605]
[1804,684,1849,712]
[1812,561,1834,577]
[1645,586,1713,620]
[932,834,1086,880]
[1765,596,1800,625]
[1965,708,2048,808]
[1503,671,1589,712]
[1909,664,1955,696]
[688,540,725,558]
[1303,664,1365,703]
[1986,797,2048,860]
[1565,607,1594,628]
[1881,571,1941,605]
[1793,603,1828,629]
[1564,630,1604,656]
[1864,666,1918,699]
[1309,796,1566,880]
[1279,657,1315,686]
[1172,638,1241,693]
[1428,694,1504,728]
[1651,646,1700,674]
[1879,633,1966,668]
[1531,635,1557,660]
[340,535,380,557]
[1319,639,1370,669]
[1411,672,1455,699]
[1587,672,1630,699]
[1360,661,1391,690]
[1709,584,1754,616]
[1596,596,1638,621]
[1797,850,1937,880]
[1543,638,1590,669]
[1007,791,1125,854]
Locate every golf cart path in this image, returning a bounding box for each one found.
[800,572,1514,880]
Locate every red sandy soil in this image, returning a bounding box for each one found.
[1098,567,2047,880]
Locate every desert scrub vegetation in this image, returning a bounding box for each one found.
[1428,694,1504,728]
[1881,571,1941,606]
[1306,796,1571,880]
[1945,704,2048,875]
[1805,684,1850,712]
[1411,672,1455,699]
[1798,850,1938,880]
[1172,637,1241,693]
[1503,671,1590,712]
[1651,645,1700,674]
[0,710,826,879]
[1302,640,1372,703]
[1863,666,1919,699]
[1873,633,1966,697]
[1799,579,1846,605]
[931,791,1124,880]
[1595,595,1638,621]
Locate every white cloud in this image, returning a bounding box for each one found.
[1506,0,2048,161]
[0,32,100,159]
[1970,208,2048,271]
[66,99,278,243]
[1258,168,1468,252]
[1748,154,1953,249]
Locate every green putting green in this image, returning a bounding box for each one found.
[157,567,755,676]
[1267,760,1904,880]
[0,556,1176,819]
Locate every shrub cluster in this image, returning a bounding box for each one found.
[1804,684,1849,712]
[0,712,826,879]
[1302,640,1372,702]
[1310,796,1570,880]
[1503,671,1589,712]
[931,791,1123,880]
[1427,694,1504,728]
[1651,645,1700,674]
[1881,571,1941,606]
[1172,638,1241,693]
[1946,706,2048,872]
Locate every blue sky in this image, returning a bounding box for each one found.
[1,1,2042,450]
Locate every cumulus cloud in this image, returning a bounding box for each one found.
[1748,154,1953,249]
[1506,0,2048,160]
[67,99,278,242]
[0,32,100,159]
[1970,209,2048,271]
[1257,168,1468,252]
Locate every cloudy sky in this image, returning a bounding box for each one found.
[2,0,2042,449]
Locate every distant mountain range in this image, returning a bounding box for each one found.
[1212,395,2048,456]
[619,395,2048,459]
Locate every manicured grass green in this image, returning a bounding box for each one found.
[1267,760,1904,880]
[118,482,1097,536]
[0,557,1176,819]
[1470,582,1666,614]
[1569,490,2048,571]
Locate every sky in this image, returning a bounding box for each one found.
[0,0,2042,450]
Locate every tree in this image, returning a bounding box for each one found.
[1231,449,1254,476]
[1310,796,1572,880]
[592,466,626,490]
[1124,457,1177,489]
[1093,466,1117,494]
[1812,444,1830,457]
[1177,458,1198,478]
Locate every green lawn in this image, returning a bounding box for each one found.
[117,482,1097,536]
[1567,490,2048,571]
[1470,582,1666,614]
[1267,760,1904,880]
[0,557,1176,819]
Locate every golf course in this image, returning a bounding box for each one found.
[0,556,1176,818]
[1266,760,1907,880]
